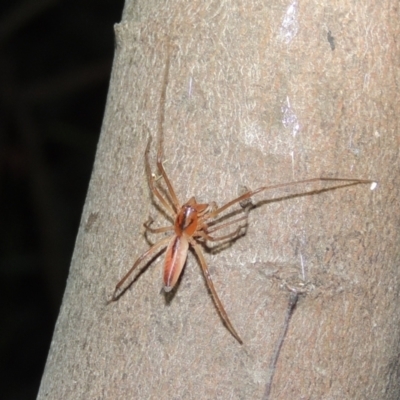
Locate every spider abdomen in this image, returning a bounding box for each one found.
[163,234,189,291]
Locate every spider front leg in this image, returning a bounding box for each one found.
[144,137,179,216]
[204,177,375,220]
[190,239,243,344]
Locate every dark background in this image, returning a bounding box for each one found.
[0,0,124,398]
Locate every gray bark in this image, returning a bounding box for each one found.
[38,1,400,399]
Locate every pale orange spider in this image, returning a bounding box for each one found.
[110,51,374,344]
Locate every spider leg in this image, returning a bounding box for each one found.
[156,152,180,211]
[206,214,248,235]
[196,227,243,242]
[205,177,374,220]
[196,215,248,242]
[111,236,171,301]
[144,217,174,234]
[155,44,181,211]
[145,137,177,216]
[190,239,243,344]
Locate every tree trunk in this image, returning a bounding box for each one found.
[37,1,400,399]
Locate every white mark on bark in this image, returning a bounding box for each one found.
[281,96,300,138]
[279,0,299,44]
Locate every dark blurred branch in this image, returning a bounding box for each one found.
[22,60,112,103]
[0,0,58,45]
[15,103,66,309]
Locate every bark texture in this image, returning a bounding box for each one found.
[38,1,400,399]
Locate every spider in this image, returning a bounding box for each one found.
[110,50,374,344]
